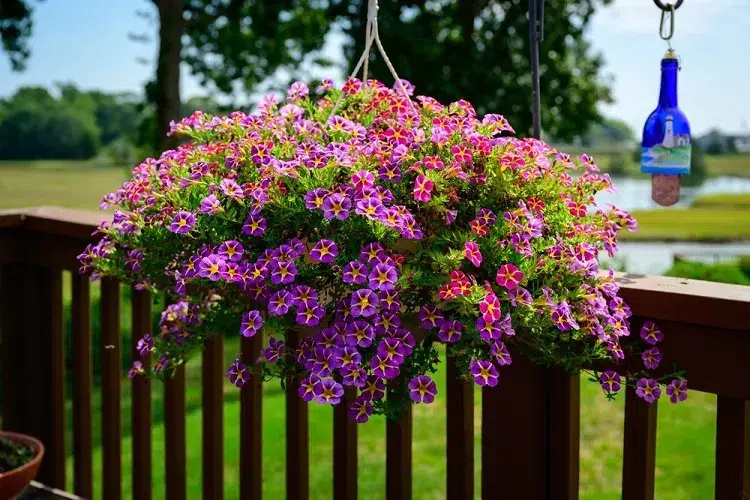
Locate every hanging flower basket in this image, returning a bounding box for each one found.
[81,79,686,421]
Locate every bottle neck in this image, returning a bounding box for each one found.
[658,59,679,108]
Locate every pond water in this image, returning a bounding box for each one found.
[593,176,750,275]
[595,176,750,212]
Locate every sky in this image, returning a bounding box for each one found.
[0,0,748,137]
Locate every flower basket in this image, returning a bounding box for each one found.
[0,431,45,499]
[82,78,686,421]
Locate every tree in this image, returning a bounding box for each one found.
[330,0,613,141]
[0,87,101,160]
[134,0,335,150]
[3,0,335,150]
[0,0,37,70]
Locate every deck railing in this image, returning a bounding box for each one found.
[1,207,749,499]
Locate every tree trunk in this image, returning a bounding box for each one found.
[155,0,183,151]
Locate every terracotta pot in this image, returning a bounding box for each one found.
[0,431,45,500]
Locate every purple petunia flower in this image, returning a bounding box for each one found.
[198,254,227,281]
[360,243,385,264]
[665,378,688,403]
[368,263,398,291]
[476,317,501,341]
[217,240,244,262]
[136,334,154,356]
[635,378,661,403]
[263,336,285,363]
[314,378,344,405]
[418,305,444,330]
[226,359,250,388]
[291,285,318,308]
[199,194,222,215]
[360,377,386,401]
[490,341,512,366]
[321,193,351,220]
[305,188,330,210]
[220,178,244,200]
[438,319,463,343]
[242,214,267,237]
[169,211,196,234]
[268,290,292,316]
[640,321,663,345]
[349,397,374,423]
[342,261,367,285]
[128,361,144,379]
[341,366,368,388]
[296,303,325,326]
[350,289,379,318]
[355,197,385,220]
[345,321,374,348]
[599,371,621,393]
[470,359,499,387]
[310,239,338,264]
[642,347,662,370]
[298,376,321,402]
[377,289,400,313]
[370,354,400,379]
[508,286,533,308]
[240,310,263,337]
[408,375,437,404]
[269,260,298,285]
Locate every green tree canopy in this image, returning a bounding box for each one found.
[0,87,101,160]
[331,0,613,141]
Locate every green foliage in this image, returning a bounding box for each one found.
[0,97,101,160]
[581,118,635,148]
[331,0,613,141]
[0,436,34,473]
[0,0,36,71]
[739,255,750,279]
[0,85,145,161]
[607,152,629,176]
[665,260,750,286]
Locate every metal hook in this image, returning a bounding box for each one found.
[659,5,675,41]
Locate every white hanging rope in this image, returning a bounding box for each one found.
[329,0,416,117]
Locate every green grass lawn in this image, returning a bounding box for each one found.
[691,193,750,209]
[0,159,723,498]
[621,207,750,242]
[0,161,126,210]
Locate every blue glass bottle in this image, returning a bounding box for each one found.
[641,50,691,180]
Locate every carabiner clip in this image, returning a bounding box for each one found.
[659,4,675,41]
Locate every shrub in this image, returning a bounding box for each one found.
[607,153,629,176]
[739,255,750,279]
[82,79,685,420]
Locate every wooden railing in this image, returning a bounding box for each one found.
[1,207,749,499]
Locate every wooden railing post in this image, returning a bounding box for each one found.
[0,263,65,489]
[622,385,658,500]
[715,396,750,498]
[482,354,547,500]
